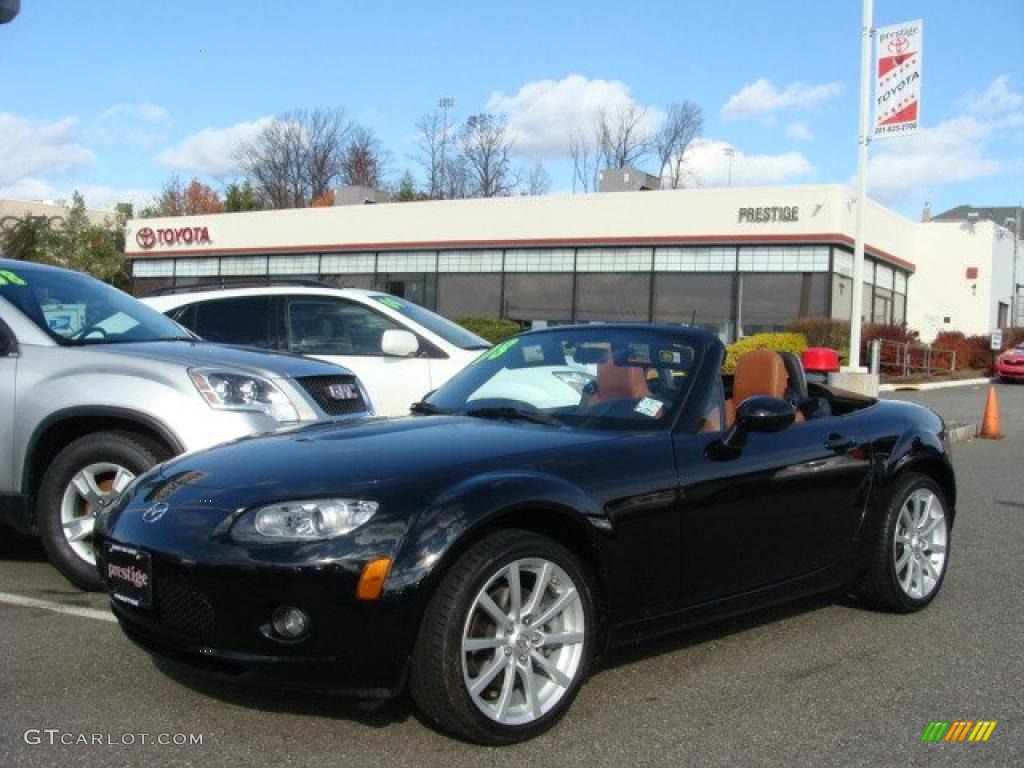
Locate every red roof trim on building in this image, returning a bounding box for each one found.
[128,233,916,272]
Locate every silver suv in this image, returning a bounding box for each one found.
[0,259,371,590]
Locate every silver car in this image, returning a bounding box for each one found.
[0,259,371,590]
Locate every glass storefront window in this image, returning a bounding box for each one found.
[653,274,734,341]
[739,273,827,335]
[503,273,573,323]
[831,274,852,321]
[574,274,650,322]
[437,274,501,318]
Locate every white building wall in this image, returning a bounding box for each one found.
[907,221,1013,340]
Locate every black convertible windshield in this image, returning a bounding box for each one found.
[424,327,701,431]
[0,263,192,345]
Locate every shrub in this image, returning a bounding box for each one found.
[862,322,918,344]
[1004,326,1024,349]
[932,331,970,371]
[785,317,850,350]
[723,332,808,373]
[965,335,995,371]
[452,316,522,344]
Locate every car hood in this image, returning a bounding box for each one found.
[132,415,619,505]
[92,340,350,379]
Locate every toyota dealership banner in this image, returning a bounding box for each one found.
[874,20,922,139]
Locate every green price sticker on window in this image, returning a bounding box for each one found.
[484,338,519,361]
[375,297,405,310]
[0,270,27,286]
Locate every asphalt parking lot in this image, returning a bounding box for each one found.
[1,383,1021,768]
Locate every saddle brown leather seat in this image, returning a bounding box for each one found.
[726,349,804,427]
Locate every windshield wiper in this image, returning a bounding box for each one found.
[410,401,448,415]
[464,406,561,426]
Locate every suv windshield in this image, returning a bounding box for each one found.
[423,327,700,431]
[0,264,193,345]
[371,294,490,350]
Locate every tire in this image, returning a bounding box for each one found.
[410,530,595,744]
[37,431,166,591]
[855,472,951,612]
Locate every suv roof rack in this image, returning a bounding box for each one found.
[142,278,335,297]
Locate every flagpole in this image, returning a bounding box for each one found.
[848,0,873,371]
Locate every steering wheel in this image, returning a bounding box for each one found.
[70,324,108,340]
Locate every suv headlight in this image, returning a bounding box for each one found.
[189,368,299,422]
[231,498,379,542]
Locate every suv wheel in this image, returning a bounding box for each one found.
[37,431,165,591]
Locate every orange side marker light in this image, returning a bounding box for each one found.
[356,557,393,601]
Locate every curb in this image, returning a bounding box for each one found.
[879,377,993,393]
[946,423,978,444]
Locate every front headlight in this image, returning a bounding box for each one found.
[188,368,299,422]
[230,498,379,542]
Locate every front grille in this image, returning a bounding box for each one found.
[156,577,216,642]
[296,375,367,416]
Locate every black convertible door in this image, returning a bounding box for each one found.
[672,416,872,606]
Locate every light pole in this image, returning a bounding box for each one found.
[723,147,736,187]
[438,97,454,199]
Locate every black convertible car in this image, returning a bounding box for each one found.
[96,324,954,744]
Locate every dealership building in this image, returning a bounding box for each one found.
[124,184,1019,342]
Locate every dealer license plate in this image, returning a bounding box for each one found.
[105,543,153,609]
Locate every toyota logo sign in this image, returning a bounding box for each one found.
[136,227,156,249]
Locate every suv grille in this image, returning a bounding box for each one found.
[296,375,367,416]
[156,578,216,642]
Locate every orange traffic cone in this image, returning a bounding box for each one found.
[979,385,1003,439]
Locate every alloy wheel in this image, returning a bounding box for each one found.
[892,488,948,600]
[59,462,135,565]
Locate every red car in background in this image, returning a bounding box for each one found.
[995,344,1024,382]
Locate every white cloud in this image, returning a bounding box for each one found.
[786,121,814,141]
[486,74,662,160]
[99,102,170,123]
[0,114,96,187]
[865,117,1006,203]
[722,78,843,121]
[959,75,1023,117]
[0,178,153,211]
[157,117,273,176]
[682,138,816,187]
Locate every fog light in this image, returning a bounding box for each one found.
[271,606,310,639]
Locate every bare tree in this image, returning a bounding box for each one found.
[569,128,599,193]
[655,101,704,189]
[412,109,457,199]
[460,113,517,198]
[341,126,388,188]
[237,108,351,208]
[595,104,652,169]
[522,162,551,196]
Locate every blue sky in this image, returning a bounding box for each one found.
[1,0,1021,219]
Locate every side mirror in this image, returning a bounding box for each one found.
[381,329,419,357]
[708,396,795,460]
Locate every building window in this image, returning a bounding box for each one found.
[504,249,575,272]
[438,250,503,272]
[576,248,652,272]
[132,277,173,295]
[574,274,650,322]
[831,274,853,321]
[321,253,376,273]
[377,251,437,273]
[437,274,502,318]
[174,258,219,277]
[872,287,893,324]
[653,274,734,341]
[220,256,268,276]
[739,273,827,335]
[737,246,829,272]
[133,259,173,278]
[503,273,573,323]
[655,246,736,272]
[269,254,319,275]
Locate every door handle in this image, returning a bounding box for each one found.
[825,435,859,454]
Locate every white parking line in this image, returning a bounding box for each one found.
[0,591,116,623]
